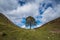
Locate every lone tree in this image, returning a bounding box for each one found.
[25,16,36,29]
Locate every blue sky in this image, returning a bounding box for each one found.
[0,0,60,29]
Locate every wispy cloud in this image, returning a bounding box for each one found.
[0,0,60,29]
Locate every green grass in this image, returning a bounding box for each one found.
[0,13,60,40]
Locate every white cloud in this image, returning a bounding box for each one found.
[0,0,60,29]
[7,3,39,18]
[0,0,18,12]
[41,6,60,24]
[21,25,26,28]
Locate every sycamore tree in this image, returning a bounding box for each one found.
[25,16,36,29]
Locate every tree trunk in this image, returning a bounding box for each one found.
[30,23,31,29]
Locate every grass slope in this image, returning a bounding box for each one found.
[0,13,60,40]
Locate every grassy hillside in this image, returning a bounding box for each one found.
[0,13,60,40]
